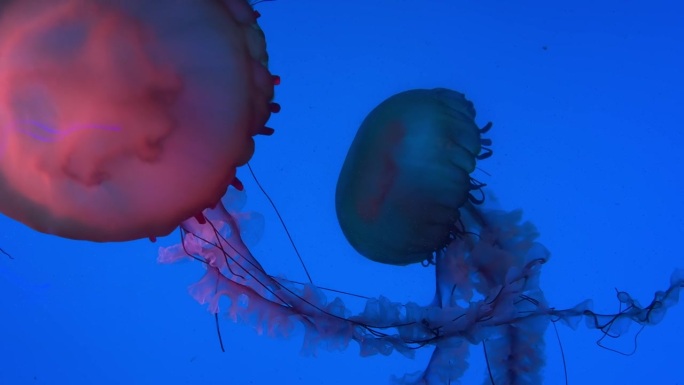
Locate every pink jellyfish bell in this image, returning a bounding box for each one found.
[0,0,277,242]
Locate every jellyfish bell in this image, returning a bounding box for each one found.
[0,0,275,242]
[335,88,489,265]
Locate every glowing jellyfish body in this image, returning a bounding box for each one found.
[336,88,487,265]
[0,0,275,241]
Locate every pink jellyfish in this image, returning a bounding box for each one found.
[0,0,277,242]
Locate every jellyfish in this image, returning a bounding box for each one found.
[335,88,551,382]
[0,0,277,242]
[335,88,491,266]
[1,1,682,385]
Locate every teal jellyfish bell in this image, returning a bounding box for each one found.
[336,88,488,265]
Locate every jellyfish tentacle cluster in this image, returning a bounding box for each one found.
[160,184,683,384]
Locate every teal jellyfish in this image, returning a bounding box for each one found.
[336,88,492,265]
